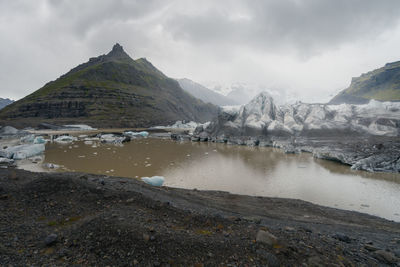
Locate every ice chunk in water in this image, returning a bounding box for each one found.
[124,131,149,138]
[20,134,35,143]
[63,124,96,131]
[34,136,46,144]
[43,163,59,169]
[0,144,46,159]
[141,176,165,186]
[54,135,77,144]
[0,126,19,135]
[100,134,125,144]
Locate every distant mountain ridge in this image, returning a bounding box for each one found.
[177,78,238,106]
[330,61,400,104]
[0,98,13,110]
[0,44,218,128]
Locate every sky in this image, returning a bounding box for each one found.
[1,0,400,103]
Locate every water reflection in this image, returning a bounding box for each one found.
[44,138,400,221]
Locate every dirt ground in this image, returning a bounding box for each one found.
[0,168,399,266]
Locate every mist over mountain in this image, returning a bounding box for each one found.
[177,78,238,106]
[0,98,13,110]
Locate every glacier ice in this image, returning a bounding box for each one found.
[141,176,165,186]
[0,144,45,160]
[124,131,149,138]
[33,136,46,144]
[62,124,96,131]
[204,91,400,137]
[0,126,19,135]
[20,134,35,143]
[54,135,77,144]
[100,134,126,144]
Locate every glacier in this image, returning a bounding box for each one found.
[192,92,400,172]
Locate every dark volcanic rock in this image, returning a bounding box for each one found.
[44,233,58,246]
[0,168,399,266]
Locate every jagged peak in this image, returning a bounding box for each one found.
[249,91,274,104]
[112,43,123,52]
[106,43,132,60]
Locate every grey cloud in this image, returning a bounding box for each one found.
[165,0,400,56]
[1,0,400,101]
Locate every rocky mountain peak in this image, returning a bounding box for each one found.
[106,43,131,60]
[112,43,123,52]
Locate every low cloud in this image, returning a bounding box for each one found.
[1,0,400,102]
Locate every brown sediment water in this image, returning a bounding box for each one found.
[43,138,400,221]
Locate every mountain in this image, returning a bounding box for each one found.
[177,78,238,106]
[0,44,218,128]
[330,61,400,104]
[0,98,14,110]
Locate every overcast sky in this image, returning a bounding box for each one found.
[1,0,400,102]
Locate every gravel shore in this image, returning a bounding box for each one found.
[0,168,399,266]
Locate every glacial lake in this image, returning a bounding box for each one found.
[43,138,400,222]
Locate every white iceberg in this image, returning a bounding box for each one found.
[0,144,45,160]
[0,158,14,164]
[43,163,60,169]
[0,126,19,135]
[152,121,210,133]
[63,124,96,131]
[54,135,77,144]
[100,134,126,144]
[33,136,47,144]
[20,134,35,143]
[124,131,149,138]
[141,176,165,186]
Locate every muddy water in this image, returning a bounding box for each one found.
[44,138,400,221]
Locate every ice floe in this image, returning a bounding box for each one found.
[54,135,77,144]
[124,131,149,138]
[0,144,45,160]
[141,176,165,186]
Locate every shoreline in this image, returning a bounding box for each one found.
[1,168,399,266]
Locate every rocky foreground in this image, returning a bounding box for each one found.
[1,168,399,266]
